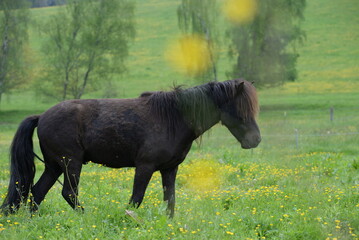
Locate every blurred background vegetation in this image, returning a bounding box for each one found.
[0,0,358,106]
[2,0,357,104]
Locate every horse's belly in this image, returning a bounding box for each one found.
[89,157,135,168]
[84,145,136,168]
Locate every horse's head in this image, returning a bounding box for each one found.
[218,80,261,149]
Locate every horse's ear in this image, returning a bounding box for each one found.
[235,81,245,94]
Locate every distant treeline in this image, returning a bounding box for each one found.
[28,0,66,8]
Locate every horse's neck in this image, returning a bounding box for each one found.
[178,86,220,138]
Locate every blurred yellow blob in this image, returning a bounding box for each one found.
[223,0,258,24]
[181,159,224,193]
[165,35,211,77]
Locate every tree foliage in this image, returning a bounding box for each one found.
[227,0,306,87]
[39,0,135,100]
[177,0,219,81]
[0,0,30,102]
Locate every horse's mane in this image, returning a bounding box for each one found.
[143,79,259,135]
[209,79,259,121]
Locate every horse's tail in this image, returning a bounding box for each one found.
[1,115,39,214]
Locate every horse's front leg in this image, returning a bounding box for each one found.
[160,166,178,218]
[129,165,154,208]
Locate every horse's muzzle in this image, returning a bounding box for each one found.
[240,135,261,149]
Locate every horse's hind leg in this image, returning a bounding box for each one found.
[61,157,84,211]
[31,162,62,212]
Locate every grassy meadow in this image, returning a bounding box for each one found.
[0,0,358,239]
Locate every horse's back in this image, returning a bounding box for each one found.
[37,98,148,165]
[36,98,194,169]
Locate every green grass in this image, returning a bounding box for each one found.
[297,0,359,82]
[1,0,359,239]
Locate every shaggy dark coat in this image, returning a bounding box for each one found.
[1,79,260,217]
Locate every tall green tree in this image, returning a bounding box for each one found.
[0,0,30,102]
[39,0,135,100]
[227,0,306,87]
[177,0,219,81]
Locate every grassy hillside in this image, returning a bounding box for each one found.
[0,0,358,239]
[1,0,358,108]
[285,0,359,93]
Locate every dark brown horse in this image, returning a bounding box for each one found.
[1,79,260,217]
